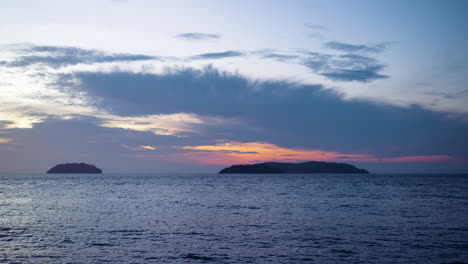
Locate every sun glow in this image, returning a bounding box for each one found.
[180,141,461,165]
[0,138,11,143]
[141,145,157,150]
[182,141,375,165]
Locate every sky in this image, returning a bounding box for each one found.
[0,0,467,173]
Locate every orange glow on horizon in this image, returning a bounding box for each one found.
[176,141,460,165]
[0,138,11,143]
[182,141,374,165]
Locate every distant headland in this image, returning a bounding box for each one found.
[219,161,369,174]
[47,163,102,174]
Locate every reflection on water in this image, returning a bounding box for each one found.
[0,173,467,263]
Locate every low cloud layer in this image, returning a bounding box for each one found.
[0,116,223,173]
[62,66,468,161]
[1,43,467,173]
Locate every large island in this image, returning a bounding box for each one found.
[219,161,369,174]
[47,163,102,174]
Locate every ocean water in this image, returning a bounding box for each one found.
[0,173,466,264]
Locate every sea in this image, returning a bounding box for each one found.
[0,173,466,264]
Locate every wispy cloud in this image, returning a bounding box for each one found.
[304,23,329,39]
[0,45,158,68]
[304,23,329,31]
[192,51,245,60]
[380,155,454,163]
[122,144,157,151]
[325,41,391,53]
[176,32,220,40]
[262,53,299,62]
[303,52,388,82]
[322,65,388,82]
[98,112,232,136]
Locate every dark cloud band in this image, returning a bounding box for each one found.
[61,66,468,160]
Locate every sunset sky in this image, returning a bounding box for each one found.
[1,0,467,173]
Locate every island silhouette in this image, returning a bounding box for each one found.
[47,163,102,174]
[219,161,369,174]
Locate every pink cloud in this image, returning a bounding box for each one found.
[380,155,455,163]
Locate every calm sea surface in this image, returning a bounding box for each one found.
[0,173,467,263]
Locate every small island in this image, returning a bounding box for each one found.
[219,163,284,174]
[219,161,369,174]
[47,163,102,174]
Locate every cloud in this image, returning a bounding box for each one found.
[322,65,388,82]
[1,110,466,173]
[192,51,245,60]
[304,24,329,39]
[122,144,157,151]
[176,32,220,40]
[380,155,454,163]
[0,121,14,128]
[325,41,390,53]
[424,90,468,100]
[304,53,388,82]
[1,43,388,83]
[62,66,468,162]
[0,116,225,173]
[304,23,329,31]
[1,45,157,68]
[97,112,235,136]
[262,53,299,62]
[188,44,390,82]
[2,67,467,173]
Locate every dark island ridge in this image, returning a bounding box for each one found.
[47,163,102,174]
[219,161,369,174]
